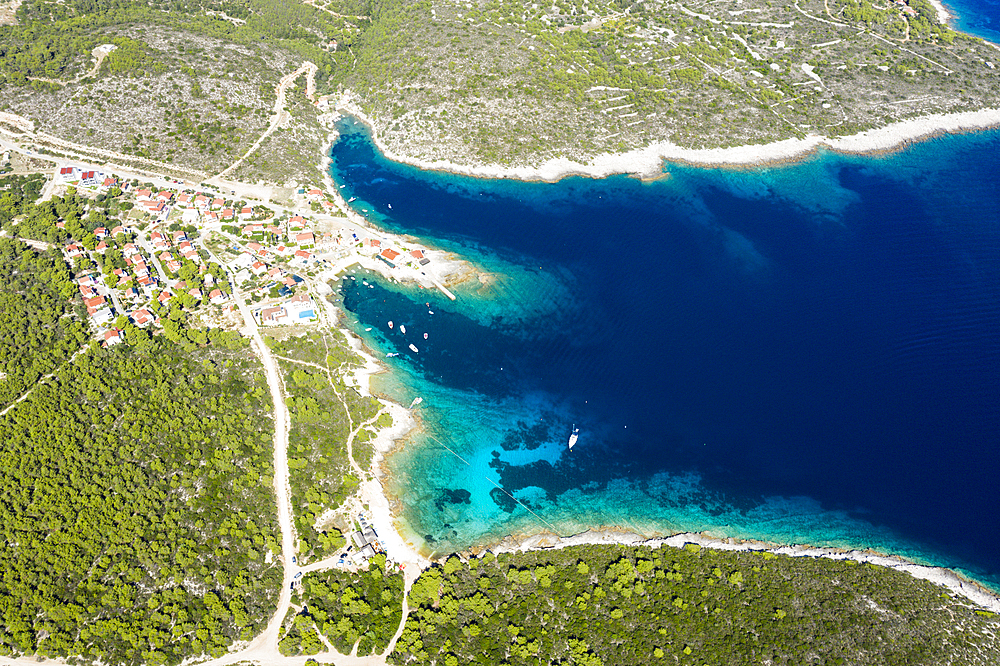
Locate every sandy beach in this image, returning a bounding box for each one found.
[340,330,431,574]
[334,97,1000,183]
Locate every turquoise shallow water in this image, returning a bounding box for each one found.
[330,120,1000,593]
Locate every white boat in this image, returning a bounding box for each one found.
[423,333,428,339]
[348,196,357,202]
[568,426,580,450]
[409,344,419,353]
[386,352,399,358]
[388,204,392,209]
[409,397,423,408]
[400,325,406,334]
[365,327,372,331]
[388,320,393,329]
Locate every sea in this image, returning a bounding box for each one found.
[325,16,1000,591]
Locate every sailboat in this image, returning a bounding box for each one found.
[568,426,580,450]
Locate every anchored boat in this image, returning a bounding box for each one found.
[568,426,580,450]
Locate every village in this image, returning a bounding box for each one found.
[46,164,454,349]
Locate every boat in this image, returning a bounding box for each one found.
[348,196,357,202]
[365,327,372,331]
[409,344,419,353]
[388,204,392,209]
[428,310,434,315]
[400,325,406,334]
[388,320,393,329]
[423,333,428,339]
[386,352,399,358]
[568,425,580,450]
[409,397,423,408]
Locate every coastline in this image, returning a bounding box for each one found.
[491,529,1000,614]
[320,100,1000,617]
[334,97,1000,183]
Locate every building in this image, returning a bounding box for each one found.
[209,289,228,305]
[103,328,122,347]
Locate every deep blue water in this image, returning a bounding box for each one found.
[946,0,1000,42]
[329,122,1000,590]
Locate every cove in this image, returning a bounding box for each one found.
[328,116,1000,592]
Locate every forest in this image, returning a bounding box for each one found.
[388,543,1000,665]
[280,554,404,656]
[0,236,283,664]
[0,236,88,410]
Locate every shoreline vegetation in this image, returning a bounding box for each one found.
[334,99,1000,182]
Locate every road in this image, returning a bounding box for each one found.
[208,62,318,182]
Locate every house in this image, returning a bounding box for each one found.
[242,223,264,235]
[380,249,400,261]
[209,288,228,305]
[94,227,109,239]
[138,275,157,293]
[85,295,106,314]
[289,215,305,227]
[247,242,266,256]
[251,261,268,276]
[91,308,114,326]
[296,232,315,246]
[79,284,98,299]
[56,221,66,229]
[286,292,316,322]
[113,268,129,280]
[172,230,188,243]
[122,286,140,300]
[307,188,323,199]
[212,197,225,209]
[80,171,101,187]
[65,244,84,259]
[294,249,314,262]
[135,189,153,201]
[58,166,78,181]
[203,211,218,222]
[94,240,108,253]
[102,177,117,188]
[221,208,235,219]
[188,287,203,300]
[103,328,123,347]
[155,190,173,202]
[166,260,182,273]
[367,238,381,248]
[77,274,100,287]
[194,194,210,209]
[111,225,127,237]
[177,193,192,205]
[260,306,285,325]
[143,201,166,215]
[158,251,173,262]
[150,232,169,249]
[157,290,173,305]
[122,242,140,256]
[267,266,283,279]
[410,249,424,259]
[238,207,253,220]
[132,308,154,326]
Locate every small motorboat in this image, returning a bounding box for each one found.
[400,325,406,334]
[423,333,428,339]
[388,321,393,329]
[409,344,419,353]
